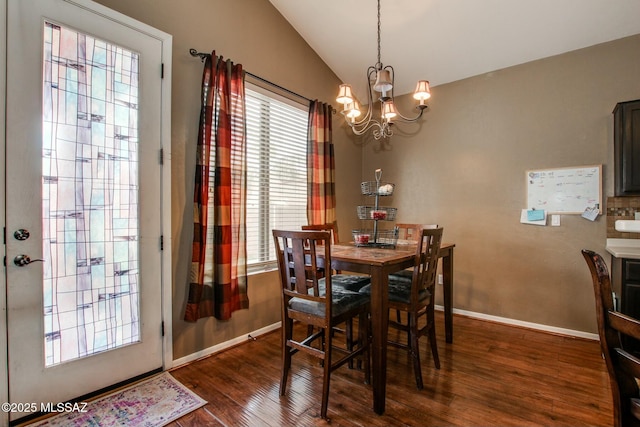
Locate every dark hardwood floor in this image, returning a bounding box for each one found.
[168,312,612,426]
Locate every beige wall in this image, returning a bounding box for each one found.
[360,34,640,333]
[94,0,363,360]
[95,0,640,359]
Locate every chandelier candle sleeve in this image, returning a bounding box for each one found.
[336,0,431,140]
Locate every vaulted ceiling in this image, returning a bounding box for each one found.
[268,0,640,98]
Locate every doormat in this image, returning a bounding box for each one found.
[27,372,207,427]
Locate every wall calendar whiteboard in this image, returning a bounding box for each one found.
[526,165,602,214]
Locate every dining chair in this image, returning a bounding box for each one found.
[302,222,371,366]
[360,227,443,390]
[390,224,439,325]
[582,249,640,427]
[302,222,370,290]
[390,223,438,282]
[273,229,371,421]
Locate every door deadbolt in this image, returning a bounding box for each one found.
[14,229,30,241]
[14,255,45,267]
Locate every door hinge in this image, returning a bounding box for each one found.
[161,63,164,79]
[160,235,164,251]
[3,227,6,244]
[160,148,164,165]
[161,321,165,337]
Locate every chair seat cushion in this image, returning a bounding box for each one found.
[290,287,369,317]
[388,269,413,284]
[321,274,371,292]
[359,278,430,304]
[315,276,370,297]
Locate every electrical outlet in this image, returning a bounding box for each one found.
[438,274,443,285]
[551,215,560,226]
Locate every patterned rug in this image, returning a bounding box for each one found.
[28,372,206,427]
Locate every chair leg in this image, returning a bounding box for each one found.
[428,324,440,370]
[406,312,411,348]
[346,318,354,369]
[280,317,293,396]
[320,326,332,421]
[319,326,326,368]
[392,309,411,347]
[360,311,371,385]
[427,308,441,369]
[409,313,424,390]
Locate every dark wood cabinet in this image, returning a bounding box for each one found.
[610,257,640,351]
[621,258,640,320]
[614,99,640,195]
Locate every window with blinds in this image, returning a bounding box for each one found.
[206,83,308,274]
[246,86,308,271]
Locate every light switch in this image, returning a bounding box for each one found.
[551,215,560,226]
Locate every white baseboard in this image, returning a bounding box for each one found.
[171,322,282,368]
[173,308,598,367]
[435,305,599,341]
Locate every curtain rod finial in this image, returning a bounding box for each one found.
[189,48,208,62]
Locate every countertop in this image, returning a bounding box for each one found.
[606,238,640,259]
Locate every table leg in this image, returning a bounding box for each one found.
[442,248,454,343]
[369,267,388,415]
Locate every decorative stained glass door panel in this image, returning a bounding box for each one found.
[42,21,143,367]
[6,0,170,420]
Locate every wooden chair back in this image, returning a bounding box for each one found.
[302,222,341,274]
[396,223,438,244]
[411,227,443,307]
[274,229,333,322]
[582,249,640,427]
[302,222,340,244]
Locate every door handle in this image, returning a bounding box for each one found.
[14,255,45,267]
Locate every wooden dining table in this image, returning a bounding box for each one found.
[329,242,455,415]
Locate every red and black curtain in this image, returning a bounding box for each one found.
[307,101,336,225]
[185,52,248,322]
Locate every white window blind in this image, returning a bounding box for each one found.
[205,83,308,274]
[246,86,308,271]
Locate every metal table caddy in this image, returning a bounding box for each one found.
[353,169,399,248]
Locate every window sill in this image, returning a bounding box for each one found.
[247,262,278,276]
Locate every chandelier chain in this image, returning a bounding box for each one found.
[377,0,381,68]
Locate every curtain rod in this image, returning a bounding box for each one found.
[189,48,316,105]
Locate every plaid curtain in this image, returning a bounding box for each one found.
[185,52,248,322]
[307,101,336,225]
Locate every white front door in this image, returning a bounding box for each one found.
[5,0,171,421]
